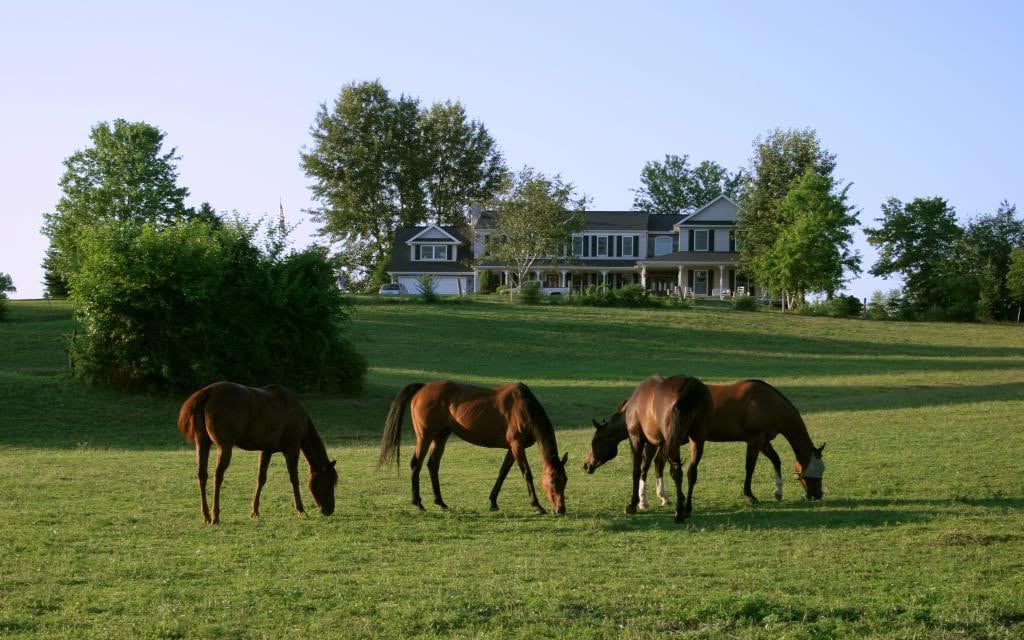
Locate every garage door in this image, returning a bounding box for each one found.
[397,276,465,295]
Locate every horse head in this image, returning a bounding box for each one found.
[541,453,569,515]
[794,443,826,500]
[582,410,626,474]
[308,459,339,515]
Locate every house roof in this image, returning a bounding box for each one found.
[406,224,463,243]
[386,226,474,274]
[675,195,741,226]
[640,250,740,265]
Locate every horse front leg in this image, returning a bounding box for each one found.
[212,444,233,525]
[489,450,516,511]
[426,431,451,510]
[251,450,272,518]
[761,441,784,500]
[744,442,760,505]
[654,449,671,506]
[625,437,644,515]
[284,448,305,517]
[196,439,211,524]
[511,443,545,515]
[682,438,705,519]
[667,446,686,522]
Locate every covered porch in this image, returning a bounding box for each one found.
[637,262,751,298]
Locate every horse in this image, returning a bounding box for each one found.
[581,375,713,523]
[635,379,827,509]
[178,381,338,524]
[378,380,569,515]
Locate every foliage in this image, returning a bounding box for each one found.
[301,81,506,288]
[0,272,14,320]
[516,280,542,305]
[41,119,200,292]
[865,197,970,315]
[732,294,758,311]
[738,128,837,271]
[1008,247,1024,318]
[631,154,744,215]
[975,260,1001,321]
[577,284,614,307]
[749,169,861,309]
[66,218,366,392]
[796,295,864,318]
[962,201,1024,320]
[485,167,587,300]
[415,274,439,303]
[613,283,651,307]
[573,284,654,308]
[478,269,495,293]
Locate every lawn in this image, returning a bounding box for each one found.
[1,297,1022,639]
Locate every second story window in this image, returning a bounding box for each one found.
[694,230,709,251]
[654,236,673,256]
[597,236,608,257]
[572,236,584,257]
[622,236,634,257]
[420,245,449,261]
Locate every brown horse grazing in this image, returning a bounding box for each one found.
[635,380,827,507]
[178,381,338,524]
[581,375,713,523]
[378,381,568,515]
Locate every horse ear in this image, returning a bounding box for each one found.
[817,443,826,454]
[592,419,602,429]
[330,460,337,468]
[560,452,569,467]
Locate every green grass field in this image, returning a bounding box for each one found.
[2,298,1023,639]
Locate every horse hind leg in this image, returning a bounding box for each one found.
[284,448,305,517]
[511,443,546,515]
[638,442,658,510]
[653,446,671,506]
[489,450,516,511]
[681,438,705,521]
[212,444,233,525]
[744,442,760,505]
[409,435,430,511]
[426,431,451,510]
[196,439,212,524]
[760,441,784,501]
[251,451,272,518]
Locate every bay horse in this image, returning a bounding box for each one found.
[178,381,338,524]
[635,379,827,508]
[378,381,569,514]
[581,375,713,523]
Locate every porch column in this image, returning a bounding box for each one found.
[677,265,685,291]
[560,269,569,287]
[503,270,511,286]
[718,265,726,299]
[473,270,480,293]
[601,270,609,285]
[640,265,647,288]
[534,268,544,283]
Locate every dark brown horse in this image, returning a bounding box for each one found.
[378,381,568,514]
[582,375,713,522]
[178,381,338,524]
[636,379,827,507]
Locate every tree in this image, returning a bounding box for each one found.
[486,168,587,301]
[962,201,1024,319]
[631,154,743,215]
[42,119,192,289]
[750,169,861,310]
[865,197,967,314]
[1007,247,1024,323]
[0,272,15,321]
[737,128,837,271]
[301,81,506,290]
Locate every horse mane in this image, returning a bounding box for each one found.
[746,379,805,421]
[515,383,560,462]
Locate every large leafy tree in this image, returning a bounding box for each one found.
[962,201,1024,319]
[486,168,587,300]
[631,154,743,215]
[301,81,506,289]
[865,197,970,313]
[41,120,194,293]
[751,169,861,309]
[1007,247,1024,322]
[737,128,837,271]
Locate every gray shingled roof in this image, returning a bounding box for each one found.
[387,227,474,274]
[640,250,740,264]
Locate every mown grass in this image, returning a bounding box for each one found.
[1,298,1022,639]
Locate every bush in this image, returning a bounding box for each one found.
[67,219,366,393]
[517,280,542,305]
[0,272,14,321]
[479,270,495,293]
[798,295,863,318]
[578,284,614,307]
[613,284,650,307]
[733,294,758,312]
[416,274,438,303]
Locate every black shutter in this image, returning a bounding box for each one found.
[729,269,735,292]
[616,236,622,257]
[415,245,421,260]
[687,269,694,288]
[583,236,590,257]
[633,235,639,257]
[688,230,694,251]
[591,236,597,256]
[709,230,715,252]
[729,231,735,252]
[447,245,453,260]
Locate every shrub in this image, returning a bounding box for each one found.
[67,219,366,393]
[517,280,542,305]
[733,294,758,311]
[578,284,613,307]
[416,274,438,303]
[867,291,889,320]
[479,270,495,293]
[0,272,14,321]
[798,295,863,318]
[613,284,650,308]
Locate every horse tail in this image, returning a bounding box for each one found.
[669,377,713,453]
[177,385,213,445]
[377,383,425,470]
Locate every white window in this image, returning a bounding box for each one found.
[622,236,634,257]
[732,231,742,252]
[694,230,709,252]
[654,236,673,257]
[572,236,584,256]
[420,245,449,261]
[597,236,608,257]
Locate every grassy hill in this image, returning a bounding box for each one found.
[1,298,1022,638]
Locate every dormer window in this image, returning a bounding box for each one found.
[694,230,709,252]
[420,245,449,261]
[654,236,673,256]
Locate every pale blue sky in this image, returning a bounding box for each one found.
[2,1,1021,298]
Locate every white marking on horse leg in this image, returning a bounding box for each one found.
[774,472,784,499]
[656,477,671,505]
[638,478,649,510]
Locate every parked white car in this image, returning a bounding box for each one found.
[378,283,407,296]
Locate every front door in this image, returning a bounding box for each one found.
[694,270,709,296]
[546,274,560,288]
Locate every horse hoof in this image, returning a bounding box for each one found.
[436,502,449,511]
[250,511,259,518]
[638,501,650,511]
[489,503,499,512]
[774,493,783,502]
[534,507,547,515]
[674,513,689,524]
[413,501,425,511]
[660,499,672,507]
[624,504,638,515]
[746,496,759,506]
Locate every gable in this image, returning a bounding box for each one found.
[406,224,460,243]
[677,195,740,225]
